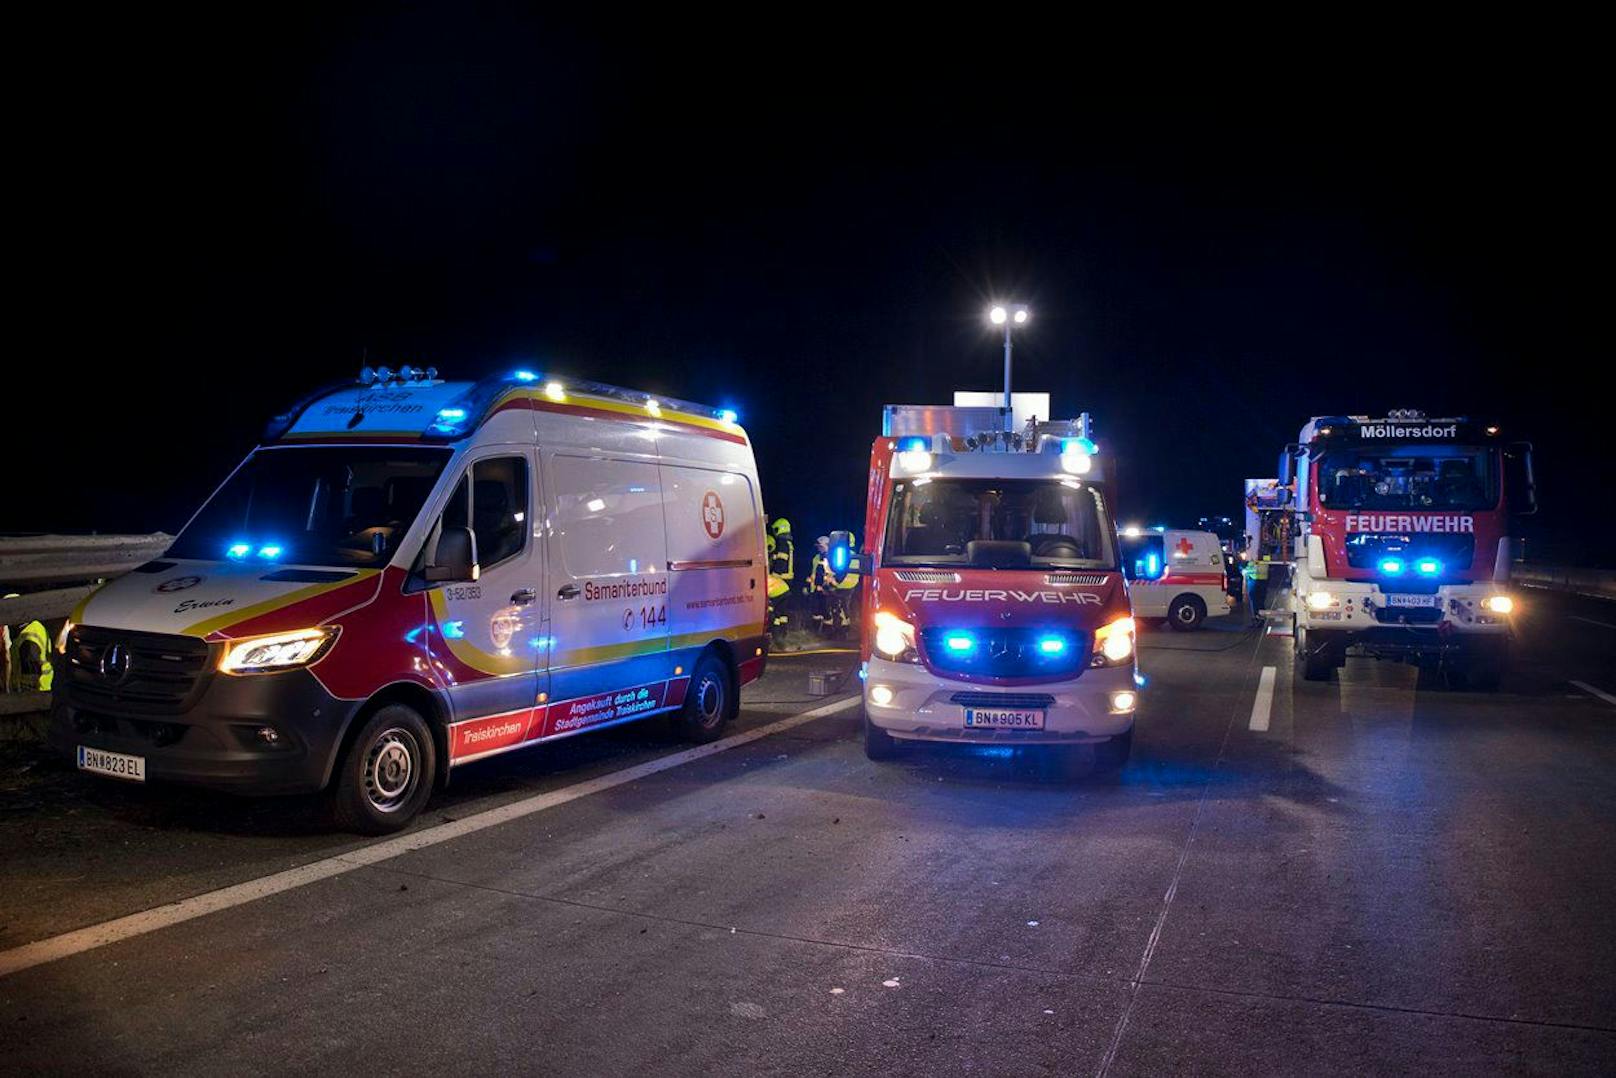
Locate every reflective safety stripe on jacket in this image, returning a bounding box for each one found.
[10,620,53,693]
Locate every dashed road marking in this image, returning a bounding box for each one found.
[1569,616,1616,631]
[1570,680,1616,707]
[1248,666,1277,731]
[0,695,862,979]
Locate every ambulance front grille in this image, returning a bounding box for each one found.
[64,626,214,714]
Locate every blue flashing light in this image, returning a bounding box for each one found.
[1064,436,1098,455]
[513,370,538,382]
[226,542,251,561]
[432,407,470,435]
[943,632,976,653]
[1037,636,1067,655]
[1379,557,1405,575]
[1416,558,1442,576]
[718,408,740,424]
[831,546,848,572]
[256,545,283,560]
[1134,672,1148,687]
[897,436,928,453]
[443,621,466,640]
[1145,552,1161,578]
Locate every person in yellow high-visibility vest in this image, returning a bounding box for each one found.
[8,620,54,693]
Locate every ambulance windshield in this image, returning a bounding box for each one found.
[170,446,452,568]
[883,479,1116,569]
[1318,446,1497,512]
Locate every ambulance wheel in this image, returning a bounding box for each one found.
[328,705,435,835]
[676,653,732,743]
[1167,595,1206,631]
[1094,728,1133,771]
[863,709,898,760]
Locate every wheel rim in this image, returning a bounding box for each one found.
[362,726,419,813]
[695,672,725,728]
[1177,604,1197,625]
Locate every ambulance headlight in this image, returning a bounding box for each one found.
[873,610,919,662]
[1485,595,1514,615]
[219,627,339,675]
[1060,450,1092,475]
[1305,591,1337,611]
[1092,615,1135,666]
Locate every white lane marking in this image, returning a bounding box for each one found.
[1570,680,1616,707]
[1248,666,1277,731]
[1569,615,1616,631]
[0,695,861,979]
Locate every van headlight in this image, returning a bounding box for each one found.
[872,610,919,662]
[1092,615,1135,666]
[219,627,339,675]
[1305,591,1336,611]
[1485,595,1514,615]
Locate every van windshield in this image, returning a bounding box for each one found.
[169,446,452,568]
[883,478,1116,569]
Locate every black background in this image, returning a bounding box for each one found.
[12,9,1608,564]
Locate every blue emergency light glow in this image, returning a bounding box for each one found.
[256,545,283,560]
[432,407,470,435]
[832,546,848,571]
[513,370,538,382]
[718,408,739,424]
[1064,437,1098,456]
[1147,552,1161,577]
[1416,558,1442,576]
[943,633,976,653]
[443,621,466,640]
[1379,558,1405,575]
[1038,636,1067,655]
[897,436,928,453]
[226,542,251,560]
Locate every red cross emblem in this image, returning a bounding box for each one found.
[1175,537,1195,557]
[701,491,725,540]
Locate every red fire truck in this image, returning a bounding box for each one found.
[1282,410,1535,687]
[847,401,1139,768]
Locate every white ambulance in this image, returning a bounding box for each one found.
[50,367,768,832]
[1118,527,1232,630]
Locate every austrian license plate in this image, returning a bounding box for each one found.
[1385,594,1438,609]
[77,745,146,782]
[964,708,1046,730]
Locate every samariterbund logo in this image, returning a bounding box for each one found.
[1358,423,1459,439]
[701,490,725,540]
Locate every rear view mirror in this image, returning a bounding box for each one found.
[1504,441,1537,516]
[1278,444,1298,486]
[426,526,479,582]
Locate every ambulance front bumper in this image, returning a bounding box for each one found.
[48,667,362,795]
[863,656,1137,744]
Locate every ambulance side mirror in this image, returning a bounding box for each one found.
[426,526,479,583]
[1278,444,1298,486]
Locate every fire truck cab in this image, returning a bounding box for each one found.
[1283,410,1533,687]
[51,367,766,832]
[858,402,1139,768]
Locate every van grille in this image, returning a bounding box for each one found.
[895,570,962,583]
[64,626,213,714]
[950,692,1057,710]
[1044,572,1108,586]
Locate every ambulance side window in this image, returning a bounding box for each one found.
[430,456,529,572]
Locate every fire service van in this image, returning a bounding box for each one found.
[854,401,1139,768]
[51,367,767,832]
[1281,410,1533,687]
[1118,527,1232,630]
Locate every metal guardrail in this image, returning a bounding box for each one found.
[1,533,172,625]
[1512,564,1616,602]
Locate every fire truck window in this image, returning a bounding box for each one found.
[1318,447,1496,511]
[885,479,1114,569]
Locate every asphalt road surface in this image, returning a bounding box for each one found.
[2,591,1614,1076]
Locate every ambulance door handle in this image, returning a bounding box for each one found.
[510,588,537,605]
[557,584,580,601]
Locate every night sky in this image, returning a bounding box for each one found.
[13,10,1607,564]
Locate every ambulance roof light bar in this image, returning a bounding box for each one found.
[359,365,439,386]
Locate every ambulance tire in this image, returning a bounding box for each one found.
[862,708,899,760]
[675,653,733,743]
[327,705,436,835]
[1167,595,1206,631]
